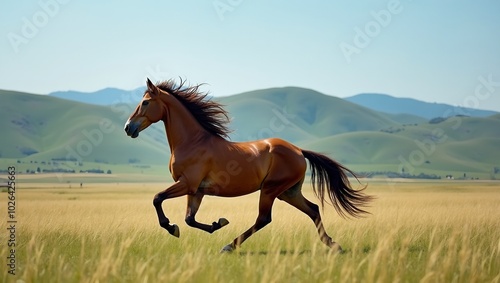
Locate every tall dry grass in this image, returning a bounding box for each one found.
[1,181,499,282]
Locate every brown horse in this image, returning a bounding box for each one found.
[124,78,373,252]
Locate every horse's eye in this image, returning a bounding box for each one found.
[142,100,149,106]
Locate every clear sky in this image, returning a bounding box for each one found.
[1,1,500,111]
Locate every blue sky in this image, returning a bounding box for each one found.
[1,1,500,111]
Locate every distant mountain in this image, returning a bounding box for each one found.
[49,87,146,105]
[345,93,497,119]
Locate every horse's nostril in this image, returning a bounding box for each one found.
[124,124,129,132]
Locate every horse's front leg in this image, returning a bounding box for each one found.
[153,179,191,237]
[185,191,229,233]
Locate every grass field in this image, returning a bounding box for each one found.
[1,180,499,282]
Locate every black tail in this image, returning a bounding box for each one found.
[302,149,373,218]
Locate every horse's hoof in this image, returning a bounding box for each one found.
[169,224,180,238]
[220,244,234,253]
[218,218,229,227]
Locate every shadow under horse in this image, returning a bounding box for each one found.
[124,78,374,252]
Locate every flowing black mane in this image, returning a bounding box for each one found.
[156,79,231,139]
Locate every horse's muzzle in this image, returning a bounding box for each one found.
[124,120,140,138]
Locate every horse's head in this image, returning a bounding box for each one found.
[124,78,165,138]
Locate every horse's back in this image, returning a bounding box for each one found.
[231,137,307,187]
[231,137,305,168]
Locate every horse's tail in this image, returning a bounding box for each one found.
[302,149,373,218]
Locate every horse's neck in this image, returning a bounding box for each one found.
[160,94,207,152]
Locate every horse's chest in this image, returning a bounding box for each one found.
[169,155,185,180]
[168,153,203,180]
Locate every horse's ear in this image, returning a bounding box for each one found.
[146,78,158,97]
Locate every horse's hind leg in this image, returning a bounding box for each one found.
[221,191,276,252]
[278,185,342,252]
[185,191,229,233]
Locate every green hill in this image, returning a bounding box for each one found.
[1,87,499,179]
[0,89,169,164]
[221,87,406,142]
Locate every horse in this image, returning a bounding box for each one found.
[124,78,373,252]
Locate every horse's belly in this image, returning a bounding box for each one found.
[198,178,260,197]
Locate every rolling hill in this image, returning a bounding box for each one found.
[50,87,497,121]
[2,88,500,179]
[0,89,169,164]
[299,118,500,176]
[220,87,427,142]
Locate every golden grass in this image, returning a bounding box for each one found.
[1,180,500,282]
